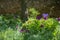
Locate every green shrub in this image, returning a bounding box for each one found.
[0,28,24,40]
[55,24,60,40]
[0,15,22,31]
[22,18,59,40]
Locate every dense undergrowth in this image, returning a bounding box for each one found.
[0,8,60,40]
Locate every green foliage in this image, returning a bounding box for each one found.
[28,8,40,18]
[22,18,59,40]
[55,24,60,40]
[44,18,58,28]
[0,28,24,40]
[0,13,59,40]
[0,15,22,31]
[22,18,40,34]
[0,17,59,40]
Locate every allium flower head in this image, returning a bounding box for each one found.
[42,13,48,20]
[42,13,48,18]
[58,17,60,21]
[56,17,60,21]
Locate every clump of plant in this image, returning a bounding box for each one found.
[0,27,24,40]
[28,8,40,18]
[0,15,22,31]
[55,23,60,40]
[21,17,59,40]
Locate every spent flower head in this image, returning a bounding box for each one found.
[20,27,29,33]
[36,14,41,20]
[20,29,25,32]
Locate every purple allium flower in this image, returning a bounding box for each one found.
[42,13,48,20]
[56,17,60,21]
[58,18,60,21]
[44,17,47,20]
[36,14,41,20]
[42,13,48,18]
